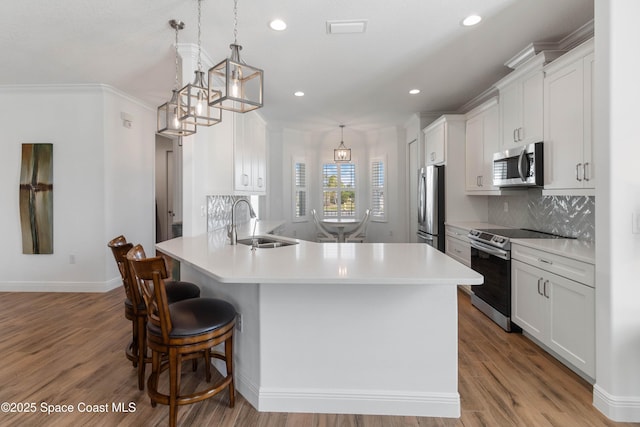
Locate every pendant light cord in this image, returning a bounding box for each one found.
[197,0,202,72]
[233,0,238,45]
[174,23,180,90]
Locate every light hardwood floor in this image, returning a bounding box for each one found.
[0,287,636,427]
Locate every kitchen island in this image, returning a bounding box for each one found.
[156,227,482,418]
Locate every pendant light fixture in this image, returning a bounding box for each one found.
[157,20,197,136]
[208,0,264,113]
[334,125,351,162]
[178,0,222,127]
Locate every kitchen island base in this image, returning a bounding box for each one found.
[181,266,460,418]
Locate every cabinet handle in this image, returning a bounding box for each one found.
[257,177,263,188]
[584,162,590,181]
[513,129,518,143]
[518,127,524,141]
[537,278,543,296]
[454,248,462,254]
[576,163,583,182]
[543,280,550,298]
[479,176,483,187]
[538,258,553,265]
[430,152,435,161]
[242,174,249,186]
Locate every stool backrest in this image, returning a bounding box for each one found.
[127,244,172,342]
[108,235,143,309]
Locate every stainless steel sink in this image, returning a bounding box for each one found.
[236,236,298,248]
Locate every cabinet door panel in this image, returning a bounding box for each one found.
[582,53,595,188]
[544,59,584,190]
[512,260,546,341]
[465,114,484,191]
[521,71,544,144]
[548,272,595,377]
[500,83,521,148]
[425,122,446,165]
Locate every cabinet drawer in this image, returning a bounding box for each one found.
[445,226,470,244]
[446,235,471,267]
[511,244,594,287]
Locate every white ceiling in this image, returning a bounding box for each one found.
[0,0,593,132]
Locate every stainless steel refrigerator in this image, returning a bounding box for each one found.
[417,165,445,252]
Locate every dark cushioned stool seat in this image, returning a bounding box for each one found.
[148,298,236,338]
[165,281,200,303]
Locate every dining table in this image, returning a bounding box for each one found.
[321,217,360,242]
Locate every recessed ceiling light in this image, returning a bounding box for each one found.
[409,89,421,95]
[462,15,482,27]
[294,91,305,97]
[269,19,287,31]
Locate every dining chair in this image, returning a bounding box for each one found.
[311,209,338,242]
[345,209,371,243]
[127,244,236,427]
[108,235,201,390]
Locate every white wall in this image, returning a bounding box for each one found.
[593,0,640,421]
[0,85,155,292]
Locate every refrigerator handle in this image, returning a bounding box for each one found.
[418,169,425,224]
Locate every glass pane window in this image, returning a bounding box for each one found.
[371,158,386,221]
[293,160,307,221]
[322,162,356,218]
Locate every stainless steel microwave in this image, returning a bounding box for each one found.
[493,142,543,188]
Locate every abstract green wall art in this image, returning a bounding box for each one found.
[19,143,53,254]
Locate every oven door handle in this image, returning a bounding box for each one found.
[517,148,527,182]
[469,240,510,260]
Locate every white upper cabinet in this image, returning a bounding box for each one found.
[234,111,267,194]
[205,110,267,196]
[495,48,564,150]
[423,118,447,165]
[543,39,594,195]
[465,97,499,193]
[497,67,544,149]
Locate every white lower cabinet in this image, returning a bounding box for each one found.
[445,225,472,292]
[445,226,471,267]
[512,245,595,378]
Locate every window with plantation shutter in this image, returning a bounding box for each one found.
[293,160,307,221]
[371,158,386,221]
[322,162,356,218]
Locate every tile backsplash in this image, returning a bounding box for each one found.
[488,190,595,241]
[207,195,252,232]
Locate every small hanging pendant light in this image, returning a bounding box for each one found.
[157,20,197,136]
[178,0,222,127]
[334,125,351,162]
[208,0,264,113]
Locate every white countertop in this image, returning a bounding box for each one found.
[445,221,595,264]
[156,228,483,286]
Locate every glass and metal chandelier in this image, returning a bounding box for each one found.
[157,20,197,136]
[334,125,351,162]
[208,0,264,113]
[178,0,222,127]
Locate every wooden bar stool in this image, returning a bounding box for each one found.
[127,244,236,427]
[108,235,201,390]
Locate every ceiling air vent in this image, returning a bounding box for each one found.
[326,19,368,35]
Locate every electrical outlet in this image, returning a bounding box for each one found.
[236,313,243,332]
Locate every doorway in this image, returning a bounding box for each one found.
[155,135,181,242]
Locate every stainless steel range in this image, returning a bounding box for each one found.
[467,228,564,332]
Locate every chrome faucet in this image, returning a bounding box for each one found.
[227,199,257,245]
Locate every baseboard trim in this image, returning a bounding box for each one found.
[256,387,460,417]
[593,384,640,422]
[0,278,121,293]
